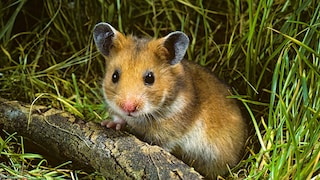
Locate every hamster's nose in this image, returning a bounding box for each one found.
[121,101,138,113]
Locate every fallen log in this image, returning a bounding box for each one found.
[0,97,203,179]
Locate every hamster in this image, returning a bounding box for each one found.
[93,22,248,179]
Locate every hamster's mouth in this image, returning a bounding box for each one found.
[123,111,150,120]
[127,113,134,117]
[114,102,156,120]
[123,111,140,118]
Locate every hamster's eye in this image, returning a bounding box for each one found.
[144,71,155,85]
[112,70,120,83]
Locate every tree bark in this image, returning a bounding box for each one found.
[0,97,203,179]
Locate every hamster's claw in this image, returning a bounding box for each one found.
[101,120,126,130]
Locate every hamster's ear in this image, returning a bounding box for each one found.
[93,22,123,56]
[163,31,189,65]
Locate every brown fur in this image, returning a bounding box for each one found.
[95,23,248,179]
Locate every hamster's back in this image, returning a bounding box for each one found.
[179,60,248,178]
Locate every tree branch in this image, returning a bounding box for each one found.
[0,97,203,179]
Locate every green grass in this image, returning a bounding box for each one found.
[0,0,319,179]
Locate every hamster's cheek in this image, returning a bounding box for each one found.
[104,98,122,115]
[140,100,156,115]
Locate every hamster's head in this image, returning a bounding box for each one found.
[93,22,189,124]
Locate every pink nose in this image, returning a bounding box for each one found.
[121,101,138,113]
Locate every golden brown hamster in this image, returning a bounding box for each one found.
[93,22,248,179]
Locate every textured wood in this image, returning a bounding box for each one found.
[0,98,203,179]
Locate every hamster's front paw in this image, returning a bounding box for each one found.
[101,115,127,130]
